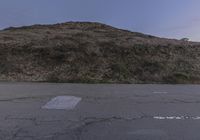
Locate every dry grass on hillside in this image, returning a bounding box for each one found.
[0,22,200,83]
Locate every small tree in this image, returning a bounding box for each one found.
[180,38,189,42]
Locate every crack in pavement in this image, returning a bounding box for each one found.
[133,99,200,104]
[0,95,57,102]
[84,96,200,104]
[5,114,200,140]
[71,115,152,140]
[172,99,200,104]
[4,115,70,127]
[5,115,38,127]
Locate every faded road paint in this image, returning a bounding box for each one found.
[153,91,168,94]
[154,116,200,120]
[42,96,82,110]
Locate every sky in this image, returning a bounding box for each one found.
[0,0,200,41]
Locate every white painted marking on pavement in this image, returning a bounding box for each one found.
[192,117,200,120]
[154,116,200,120]
[42,96,82,110]
[153,91,168,94]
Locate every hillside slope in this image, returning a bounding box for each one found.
[0,22,200,83]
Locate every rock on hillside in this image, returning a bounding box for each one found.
[0,22,200,83]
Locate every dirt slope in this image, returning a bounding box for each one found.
[0,22,200,83]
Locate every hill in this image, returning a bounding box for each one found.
[0,22,200,83]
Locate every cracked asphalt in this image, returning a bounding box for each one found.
[1,83,200,140]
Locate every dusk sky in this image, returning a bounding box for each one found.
[0,0,200,41]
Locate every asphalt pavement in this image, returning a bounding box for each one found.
[1,83,200,140]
